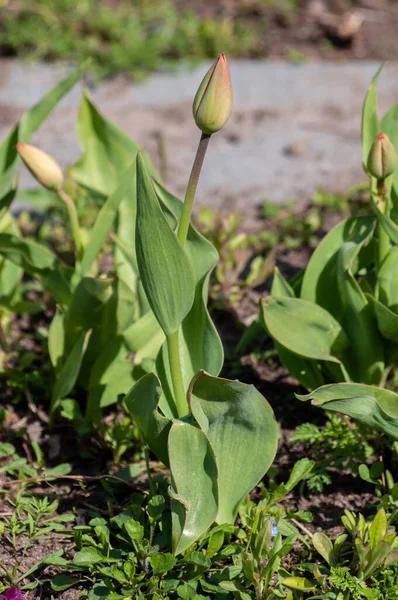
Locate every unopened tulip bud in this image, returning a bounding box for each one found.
[193,53,233,135]
[16,143,64,190]
[367,133,396,181]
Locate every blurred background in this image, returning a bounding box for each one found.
[1,0,398,208]
[0,0,398,79]
[1,0,398,78]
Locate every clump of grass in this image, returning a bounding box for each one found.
[0,0,261,80]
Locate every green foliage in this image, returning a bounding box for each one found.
[0,0,258,81]
[0,70,159,431]
[302,508,398,598]
[197,191,355,308]
[4,38,398,600]
[260,67,398,438]
[0,55,279,559]
[291,413,376,491]
[8,457,307,599]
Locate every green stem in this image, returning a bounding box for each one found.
[57,188,83,262]
[375,179,390,273]
[144,444,156,497]
[166,330,188,417]
[177,133,211,245]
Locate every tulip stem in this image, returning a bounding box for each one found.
[57,189,83,262]
[376,179,390,273]
[166,330,188,418]
[177,133,211,245]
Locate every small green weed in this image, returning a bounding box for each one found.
[290,414,376,491]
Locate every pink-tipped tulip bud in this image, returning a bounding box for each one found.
[16,143,64,190]
[367,133,396,181]
[193,53,233,135]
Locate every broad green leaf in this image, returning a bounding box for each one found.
[78,164,137,277]
[153,182,223,414]
[98,277,138,339]
[361,65,383,172]
[337,242,384,384]
[282,577,316,591]
[168,420,218,555]
[0,64,86,200]
[48,309,65,373]
[297,382,398,439]
[43,463,72,477]
[369,509,387,549]
[271,267,324,391]
[0,258,22,305]
[87,336,144,416]
[149,553,175,575]
[123,311,165,369]
[68,277,113,329]
[301,216,376,322]
[271,267,295,297]
[73,547,112,566]
[284,458,314,493]
[70,91,142,196]
[367,294,398,343]
[124,519,144,543]
[206,529,225,558]
[360,540,391,580]
[0,212,22,304]
[261,296,349,365]
[378,248,398,309]
[313,532,335,566]
[135,154,195,336]
[70,93,151,308]
[156,182,223,371]
[75,277,138,392]
[0,233,59,270]
[114,192,142,309]
[51,575,78,592]
[189,371,278,524]
[50,330,91,418]
[371,193,398,245]
[0,233,71,307]
[124,372,171,466]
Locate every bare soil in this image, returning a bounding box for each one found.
[175,0,398,62]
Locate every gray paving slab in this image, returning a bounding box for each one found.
[1,59,398,209]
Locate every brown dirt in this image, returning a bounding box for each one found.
[175,0,398,62]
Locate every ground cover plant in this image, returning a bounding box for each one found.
[3,56,398,600]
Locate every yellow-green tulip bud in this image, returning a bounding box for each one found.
[367,133,396,181]
[16,143,64,190]
[193,53,233,135]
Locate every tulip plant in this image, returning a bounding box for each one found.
[260,67,398,439]
[0,67,164,426]
[124,54,278,554]
[0,56,278,553]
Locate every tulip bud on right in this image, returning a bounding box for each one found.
[367,133,396,180]
[16,143,64,191]
[193,53,233,135]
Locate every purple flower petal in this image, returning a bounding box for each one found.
[0,587,26,600]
